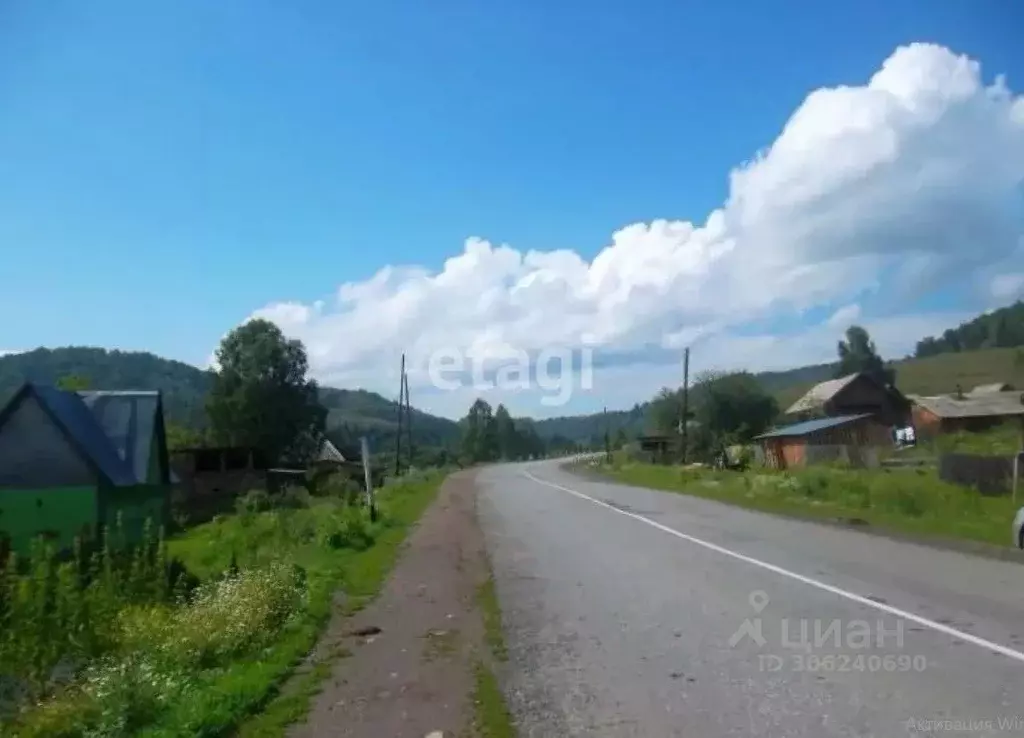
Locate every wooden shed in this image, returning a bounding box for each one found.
[755,413,891,470]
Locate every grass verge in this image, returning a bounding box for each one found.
[225,473,444,738]
[3,471,445,738]
[472,663,515,738]
[601,461,1018,548]
[477,576,508,663]
[472,552,514,738]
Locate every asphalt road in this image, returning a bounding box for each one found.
[475,460,1024,738]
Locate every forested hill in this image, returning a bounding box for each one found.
[915,300,1024,357]
[0,347,213,428]
[8,293,1024,447]
[0,347,460,448]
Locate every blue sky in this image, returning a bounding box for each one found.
[2,1,1023,416]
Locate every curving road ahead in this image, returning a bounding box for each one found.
[475,460,1024,737]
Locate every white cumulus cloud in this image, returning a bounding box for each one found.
[234,43,1024,417]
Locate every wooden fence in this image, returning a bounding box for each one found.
[937,452,1024,496]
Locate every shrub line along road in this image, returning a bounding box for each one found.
[476,459,1024,737]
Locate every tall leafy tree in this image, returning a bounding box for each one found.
[493,404,519,460]
[206,319,326,464]
[836,325,895,385]
[649,387,683,434]
[166,423,205,451]
[645,371,778,460]
[460,398,499,463]
[517,422,546,459]
[691,371,778,445]
[56,374,90,391]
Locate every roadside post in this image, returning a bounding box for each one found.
[361,436,377,522]
[1014,451,1023,505]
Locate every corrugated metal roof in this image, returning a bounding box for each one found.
[78,391,163,484]
[755,413,873,440]
[785,374,863,415]
[316,438,346,464]
[968,383,1013,395]
[32,385,137,485]
[913,392,1024,419]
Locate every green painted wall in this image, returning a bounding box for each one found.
[101,484,169,545]
[0,485,97,554]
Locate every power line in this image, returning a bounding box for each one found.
[395,353,405,476]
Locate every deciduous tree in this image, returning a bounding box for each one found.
[836,325,895,385]
[206,319,326,464]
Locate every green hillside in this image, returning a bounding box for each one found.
[0,347,213,428]
[915,300,1024,357]
[531,405,647,442]
[0,347,460,449]
[6,314,1024,449]
[772,346,1024,411]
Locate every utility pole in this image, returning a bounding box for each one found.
[403,369,413,470]
[680,347,690,464]
[395,353,405,477]
[603,406,611,462]
[361,436,377,522]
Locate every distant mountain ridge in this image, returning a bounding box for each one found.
[0,347,460,448]
[915,300,1024,357]
[4,300,1024,446]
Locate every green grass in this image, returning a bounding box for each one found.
[477,576,508,663]
[473,663,516,738]
[603,461,1019,547]
[6,472,445,738]
[773,346,1024,409]
[223,473,445,738]
[234,659,335,738]
[472,554,515,738]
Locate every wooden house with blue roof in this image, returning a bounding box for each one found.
[0,382,172,554]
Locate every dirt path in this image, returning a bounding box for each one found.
[289,470,496,738]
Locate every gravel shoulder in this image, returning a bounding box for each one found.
[289,470,510,738]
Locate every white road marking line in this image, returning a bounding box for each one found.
[523,470,1024,666]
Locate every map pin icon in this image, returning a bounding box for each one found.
[749,590,770,613]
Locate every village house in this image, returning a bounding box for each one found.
[785,372,911,426]
[910,389,1024,440]
[0,383,172,554]
[752,372,910,470]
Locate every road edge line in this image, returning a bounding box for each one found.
[523,470,1024,667]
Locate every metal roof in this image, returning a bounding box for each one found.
[912,392,1024,419]
[315,438,346,464]
[78,390,165,484]
[754,413,873,440]
[968,383,1014,396]
[31,385,137,485]
[785,374,863,415]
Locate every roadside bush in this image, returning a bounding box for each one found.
[314,506,376,551]
[607,461,1018,546]
[236,488,273,515]
[3,470,447,738]
[0,523,172,703]
[14,562,306,737]
[126,561,304,668]
[275,485,313,510]
[322,472,364,504]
